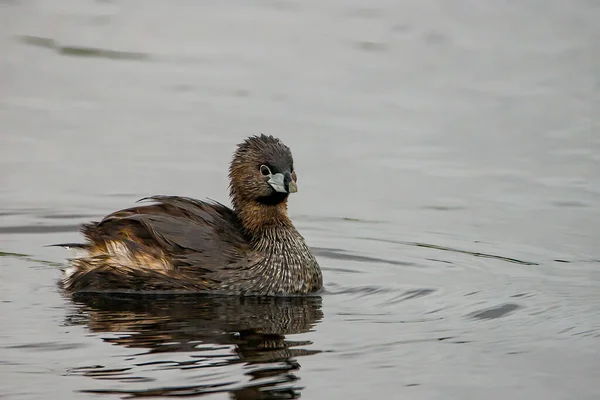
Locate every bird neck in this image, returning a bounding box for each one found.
[232,195,294,238]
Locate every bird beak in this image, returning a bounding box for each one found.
[288,180,298,194]
[268,172,297,194]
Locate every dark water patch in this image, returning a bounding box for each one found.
[0,224,80,234]
[59,46,149,61]
[140,360,195,370]
[336,312,390,317]
[371,317,444,324]
[421,205,466,211]
[0,211,23,217]
[353,41,388,52]
[425,258,453,264]
[0,249,62,267]
[391,23,412,33]
[423,31,450,45]
[343,336,470,355]
[364,237,539,266]
[552,200,589,208]
[62,293,324,398]
[16,35,150,61]
[468,303,523,320]
[325,284,397,297]
[0,208,48,217]
[312,247,414,267]
[16,35,56,49]
[80,381,235,398]
[0,250,29,257]
[559,327,575,334]
[171,83,195,92]
[232,88,251,97]
[5,342,86,351]
[68,366,156,383]
[572,330,598,338]
[511,293,533,298]
[425,308,445,315]
[68,366,132,377]
[528,308,553,316]
[384,289,437,306]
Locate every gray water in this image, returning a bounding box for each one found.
[1,1,600,399]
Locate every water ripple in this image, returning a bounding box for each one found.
[313,247,414,267]
[467,303,523,320]
[16,35,150,61]
[362,238,539,265]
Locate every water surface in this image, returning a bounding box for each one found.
[1,1,599,399]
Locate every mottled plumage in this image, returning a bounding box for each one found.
[58,135,322,295]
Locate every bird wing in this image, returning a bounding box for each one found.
[84,195,255,278]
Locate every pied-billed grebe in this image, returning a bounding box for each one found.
[58,135,323,295]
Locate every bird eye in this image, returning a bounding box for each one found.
[260,165,271,176]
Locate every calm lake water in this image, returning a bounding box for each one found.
[1,1,599,399]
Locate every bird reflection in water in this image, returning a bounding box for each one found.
[63,292,324,399]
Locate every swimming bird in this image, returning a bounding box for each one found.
[57,135,322,295]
